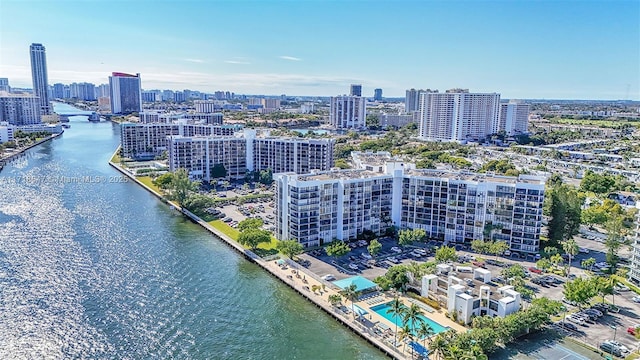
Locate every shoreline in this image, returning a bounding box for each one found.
[0,131,64,168]
[108,153,406,360]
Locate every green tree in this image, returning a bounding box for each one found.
[398,228,426,246]
[544,246,559,257]
[563,277,597,308]
[398,324,416,356]
[237,229,271,249]
[580,170,616,194]
[489,241,509,261]
[258,168,273,185]
[550,253,563,268]
[367,239,382,256]
[386,298,407,346]
[339,283,359,319]
[416,321,435,348]
[604,214,627,269]
[593,276,615,304]
[238,218,264,232]
[471,240,491,255]
[501,264,527,279]
[546,184,583,247]
[210,163,227,179]
[153,172,174,189]
[536,258,552,271]
[171,168,199,206]
[366,113,380,129]
[328,294,342,306]
[435,246,457,263]
[276,240,304,260]
[562,239,579,275]
[325,241,350,259]
[581,257,596,271]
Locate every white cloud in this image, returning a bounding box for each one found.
[279,56,302,61]
[224,60,251,65]
[183,58,205,63]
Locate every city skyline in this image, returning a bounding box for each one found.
[1,1,638,100]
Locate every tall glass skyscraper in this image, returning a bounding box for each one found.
[29,43,51,115]
[109,72,142,114]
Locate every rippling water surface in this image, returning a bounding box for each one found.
[0,103,386,359]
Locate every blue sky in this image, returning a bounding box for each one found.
[1,0,638,99]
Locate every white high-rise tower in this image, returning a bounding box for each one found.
[29,43,51,115]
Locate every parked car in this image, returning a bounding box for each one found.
[578,247,590,254]
[600,342,623,357]
[503,250,511,256]
[472,261,486,268]
[529,267,543,274]
[615,283,630,292]
[567,316,585,326]
[607,340,630,353]
[321,274,336,281]
[391,247,402,253]
[387,257,400,264]
[557,321,578,331]
[348,263,359,270]
[627,325,640,335]
[360,253,373,260]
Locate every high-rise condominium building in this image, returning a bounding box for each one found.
[350,84,362,97]
[374,88,383,101]
[167,130,335,181]
[120,122,240,159]
[419,89,501,142]
[109,72,142,114]
[194,100,222,113]
[405,89,426,112]
[275,165,545,251]
[0,93,42,125]
[29,43,52,115]
[499,101,530,136]
[329,95,366,129]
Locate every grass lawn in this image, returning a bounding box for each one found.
[209,220,278,252]
[110,151,121,163]
[137,176,162,194]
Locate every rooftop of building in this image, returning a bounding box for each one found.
[403,168,546,185]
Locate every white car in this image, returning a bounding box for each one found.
[607,341,630,353]
[615,284,630,292]
[391,247,402,253]
[360,253,373,260]
[321,274,336,281]
[578,247,590,254]
[348,263,360,270]
[633,296,640,303]
[503,250,511,256]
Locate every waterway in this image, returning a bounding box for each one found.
[0,102,386,359]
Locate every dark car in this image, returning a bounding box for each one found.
[558,322,578,331]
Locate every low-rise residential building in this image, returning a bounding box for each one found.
[275,165,545,253]
[0,121,15,143]
[421,272,521,325]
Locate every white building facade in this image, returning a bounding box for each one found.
[330,95,366,129]
[0,93,42,125]
[419,90,501,142]
[275,166,545,252]
[29,43,52,115]
[499,101,530,135]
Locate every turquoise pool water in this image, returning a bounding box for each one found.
[370,303,449,336]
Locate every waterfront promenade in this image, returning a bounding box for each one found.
[108,156,424,360]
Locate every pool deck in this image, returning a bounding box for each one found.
[110,157,468,359]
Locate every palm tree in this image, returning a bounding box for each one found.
[416,321,435,349]
[429,334,448,360]
[339,284,359,319]
[397,324,415,355]
[403,303,425,330]
[386,297,406,347]
[328,294,342,307]
[562,239,579,275]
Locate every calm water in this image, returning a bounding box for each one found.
[0,103,386,359]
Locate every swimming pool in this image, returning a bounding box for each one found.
[370,302,449,336]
